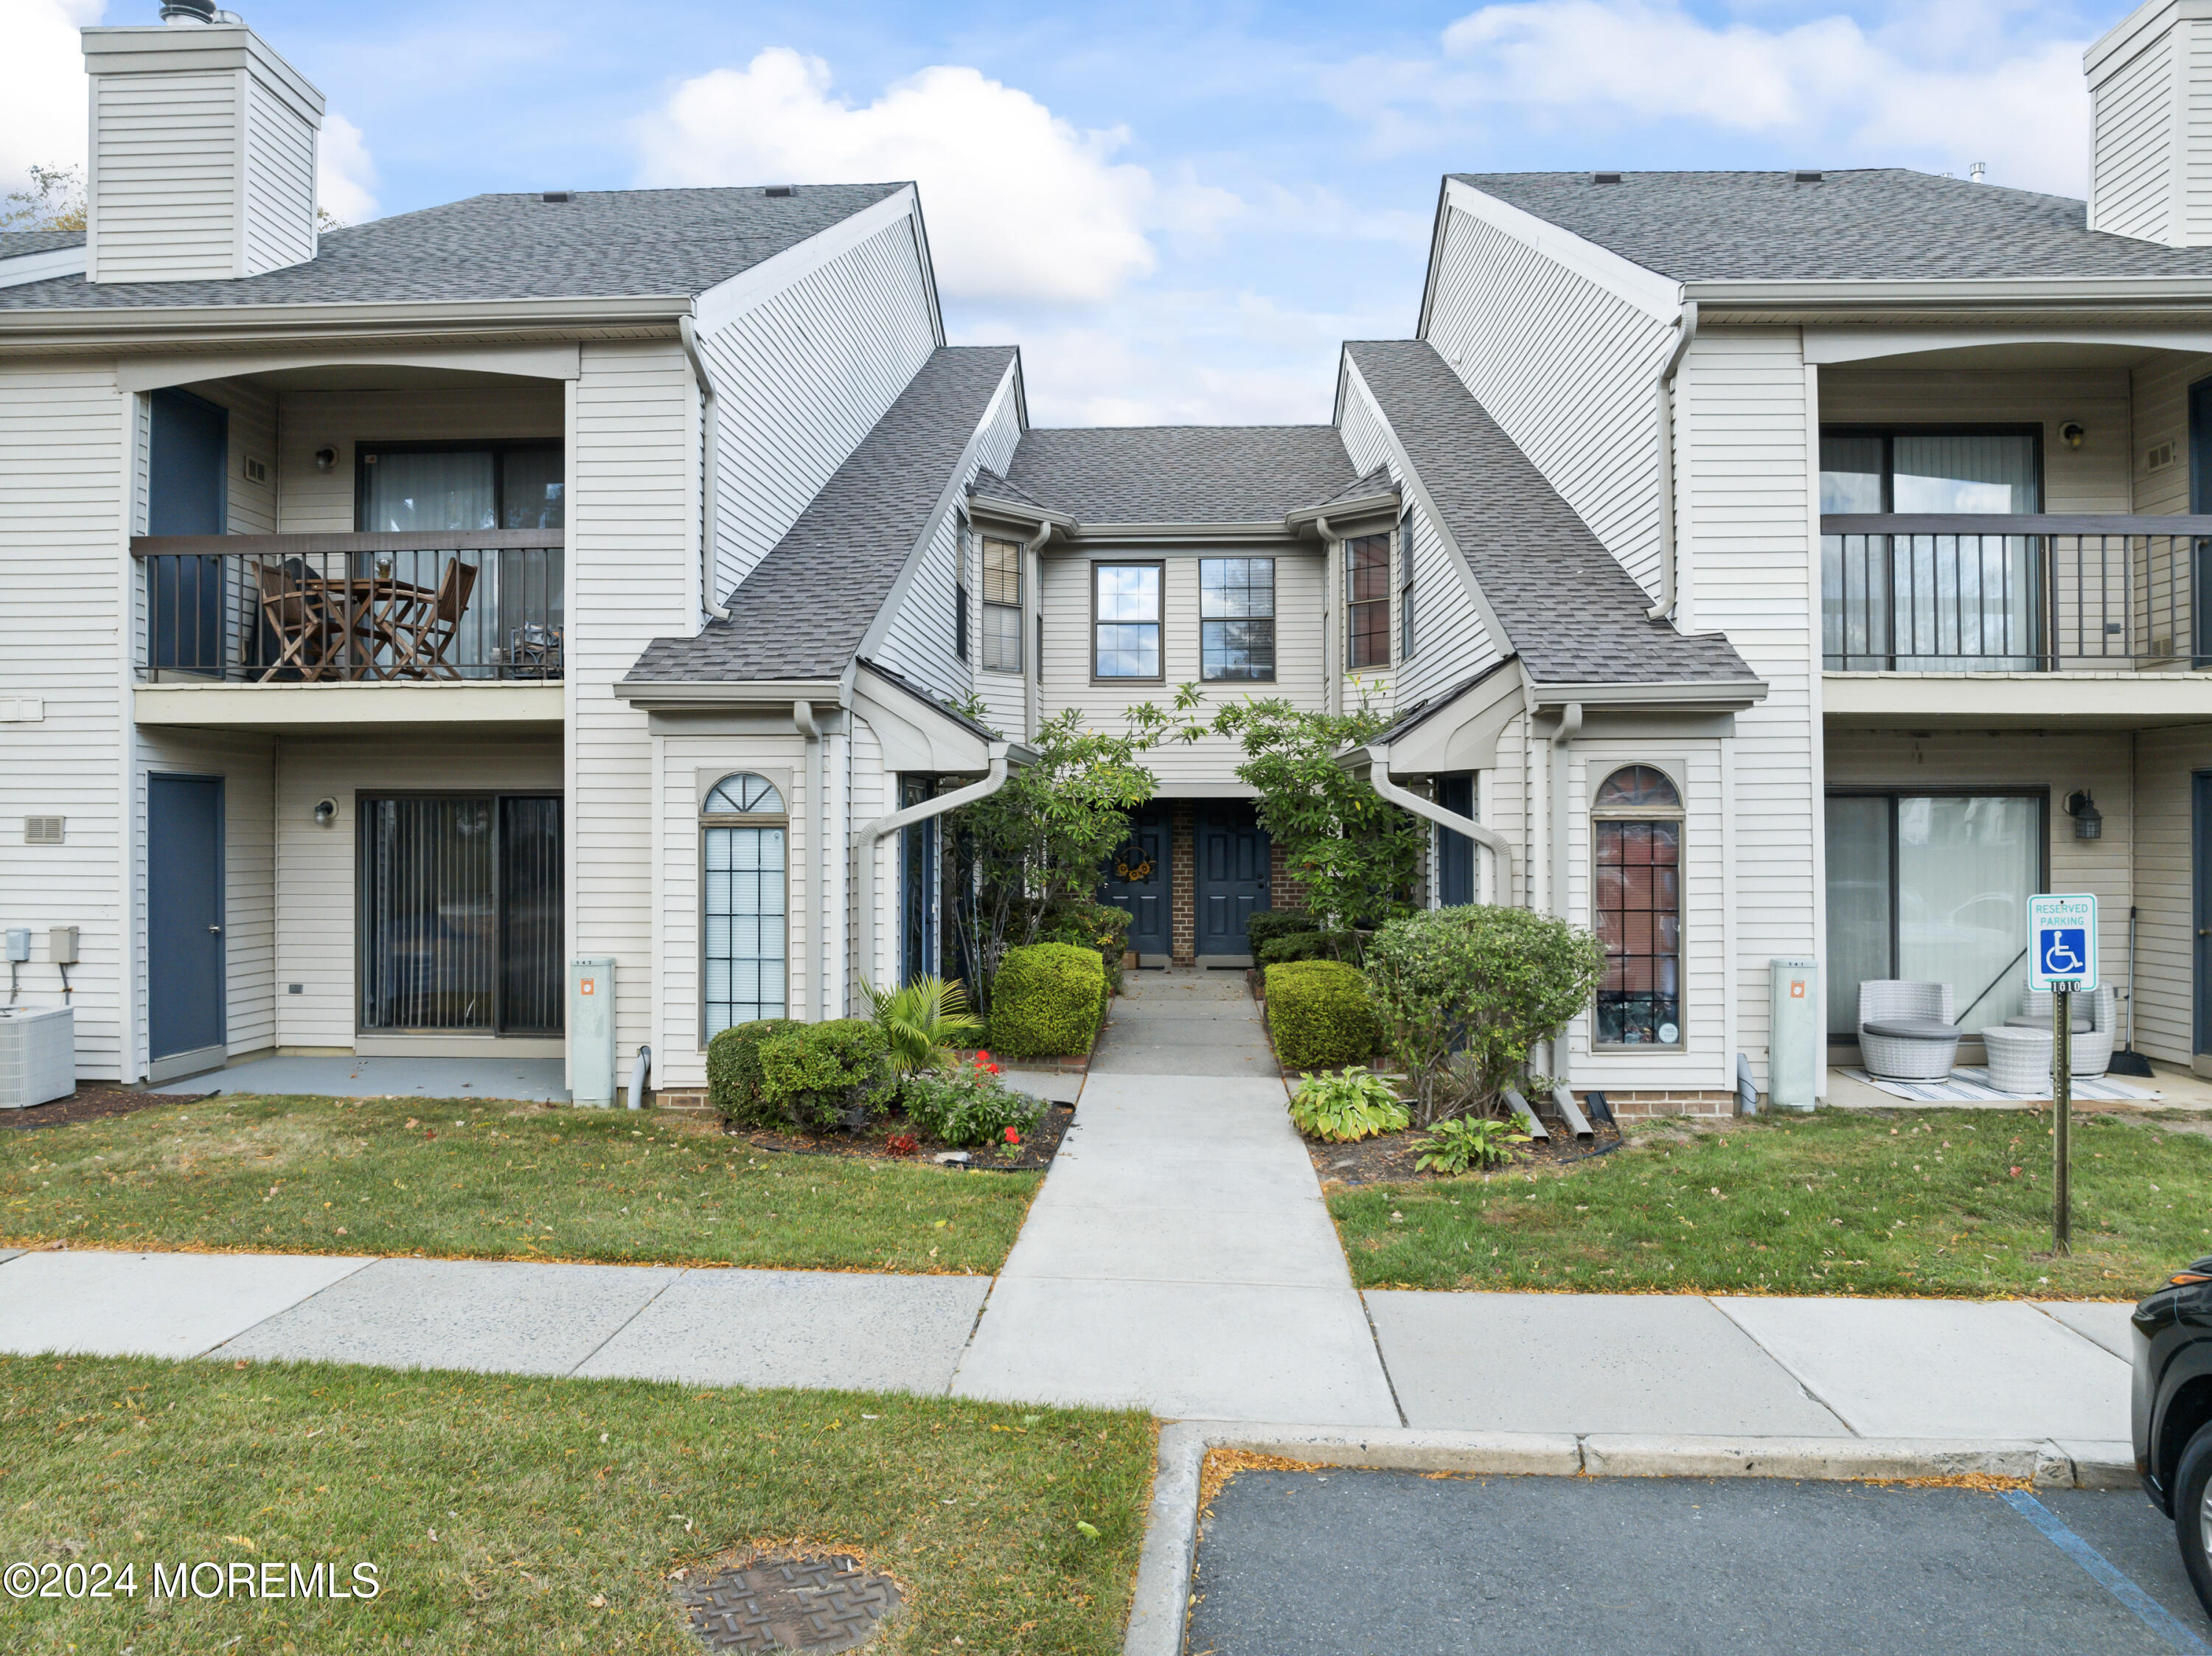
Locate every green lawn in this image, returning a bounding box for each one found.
[1331,1107,2212,1298]
[0,1095,1034,1274]
[0,1354,1151,1655]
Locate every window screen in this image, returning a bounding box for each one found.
[1200,557,1274,681]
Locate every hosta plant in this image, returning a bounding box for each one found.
[1411,1115,1531,1175]
[1288,1067,1410,1144]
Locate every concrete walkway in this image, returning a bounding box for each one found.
[951,970,1398,1422]
[150,1053,571,1102]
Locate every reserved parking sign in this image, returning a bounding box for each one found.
[2027,893,2098,992]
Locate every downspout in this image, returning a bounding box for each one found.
[852,751,1014,993]
[1548,701,1584,1086]
[1023,521,1051,739]
[1363,741,1518,908]
[794,700,823,1019]
[1647,299,1697,622]
[678,316,730,622]
[1315,515,1340,716]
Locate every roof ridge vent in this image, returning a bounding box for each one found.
[1792,170,1823,184]
[541,191,573,203]
[764,184,797,198]
[1590,171,1622,184]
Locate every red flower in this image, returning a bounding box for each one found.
[887,1133,919,1157]
[1004,1127,1021,1145]
[975,1049,992,1062]
[987,1064,1001,1076]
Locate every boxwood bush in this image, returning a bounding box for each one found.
[706,1017,801,1127]
[1039,899,1133,997]
[989,942,1107,1059]
[757,1017,895,1132]
[1265,959,1381,1071]
[1244,910,1312,953]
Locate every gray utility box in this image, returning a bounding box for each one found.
[0,1005,74,1109]
[568,957,616,1107]
[1767,957,1820,1110]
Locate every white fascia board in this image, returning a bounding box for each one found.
[855,353,1020,663]
[116,341,580,392]
[1689,276,2212,315]
[0,245,88,291]
[692,187,922,337]
[2085,0,2212,77]
[1523,677,1767,709]
[0,293,691,352]
[1062,521,1298,546]
[612,678,845,709]
[1433,178,1685,330]
[1803,324,2212,363]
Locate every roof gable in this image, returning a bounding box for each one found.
[1002,425,1356,524]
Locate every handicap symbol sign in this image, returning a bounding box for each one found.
[2026,894,2098,992]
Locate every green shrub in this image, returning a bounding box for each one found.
[901,1054,1046,1147]
[990,943,1107,1058]
[1256,929,1361,967]
[1287,1066,1408,1142]
[863,975,981,1076]
[1265,959,1380,1071]
[706,1017,800,1127]
[1364,905,1605,1127]
[757,1017,894,1132]
[1244,909,1312,952]
[1411,1115,1530,1173]
[1039,900,1133,997]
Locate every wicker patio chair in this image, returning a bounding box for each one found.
[1857,979,1962,1082]
[2006,982,2118,1079]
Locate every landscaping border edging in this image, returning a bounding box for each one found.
[1121,1421,2138,1656]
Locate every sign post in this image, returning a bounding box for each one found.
[2027,894,2098,1256]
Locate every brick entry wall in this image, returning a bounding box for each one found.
[1268,840,1307,914]
[1170,801,1196,964]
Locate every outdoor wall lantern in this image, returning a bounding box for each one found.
[2066,790,2102,841]
[2061,422,2087,449]
[313,445,338,471]
[313,797,338,827]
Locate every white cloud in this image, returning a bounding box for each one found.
[1422,0,2089,193]
[0,0,102,188]
[633,48,1160,305]
[317,111,378,225]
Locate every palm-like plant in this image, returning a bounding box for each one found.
[862,975,984,1075]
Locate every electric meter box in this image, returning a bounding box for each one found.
[1768,957,1820,1111]
[568,957,616,1107]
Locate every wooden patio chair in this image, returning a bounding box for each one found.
[254,560,344,681]
[382,558,478,679]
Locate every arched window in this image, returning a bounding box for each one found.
[701,773,787,1039]
[1593,765,1683,1048]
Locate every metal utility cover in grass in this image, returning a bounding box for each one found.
[677,1554,902,1651]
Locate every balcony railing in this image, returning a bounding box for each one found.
[132,532,563,683]
[1821,513,2212,671]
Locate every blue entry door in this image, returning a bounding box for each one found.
[1099,802,1170,959]
[1196,799,1270,956]
[147,773,226,1065]
[147,389,228,675]
[1436,773,1477,906]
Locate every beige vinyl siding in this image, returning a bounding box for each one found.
[0,363,126,1076]
[1422,203,1675,599]
[272,737,562,1048]
[698,217,938,599]
[571,341,693,1066]
[849,717,897,1001]
[2129,349,2212,516]
[2133,728,2212,1064]
[1038,549,1325,792]
[872,362,1023,705]
[1680,329,1818,1088]
[90,69,242,282]
[965,520,1030,740]
[242,66,316,274]
[274,386,565,531]
[2092,31,2176,243]
[1824,731,2134,1035]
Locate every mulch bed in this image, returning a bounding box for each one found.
[0,1084,210,1133]
[1310,1117,1627,1187]
[726,1097,1075,1174]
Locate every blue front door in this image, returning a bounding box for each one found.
[1196,799,1270,956]
[147,388,227,674]
[147,773,225,1065]
[1100,802,1170,959]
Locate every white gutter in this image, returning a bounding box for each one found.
[678,316,729,621]
[1647,299,1697,621]
[1355,742,1520,909]
[795,700,824,1020]
[850,748,1017,993]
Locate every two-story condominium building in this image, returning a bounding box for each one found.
[12,0,2212,1115]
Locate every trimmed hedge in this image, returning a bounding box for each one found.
[706,1017,801,1127]
[758,1017,894,1132]
[1265,959,1381,1071]
[1244,910,1312,953]
[1256,929,1360,967]
[990,942,1107,1059]
[1040,899,1133,997]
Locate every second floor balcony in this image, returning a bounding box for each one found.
[133,532,564,685]
[1820,514,2212,673]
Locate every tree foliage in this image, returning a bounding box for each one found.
[1,164,86,234]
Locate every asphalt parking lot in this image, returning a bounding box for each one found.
[1185,1471,2212,1655]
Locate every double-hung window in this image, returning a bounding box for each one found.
[1093,563,1161,679]
[981,537,1023,673]
[1346,534,1391,669]
[1399,514,1417,661]
[1199,557,1274,681]
[1593,765,1683,1048]
[700,772,788,1041]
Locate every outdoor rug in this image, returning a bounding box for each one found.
[1843,1068,2160,1105]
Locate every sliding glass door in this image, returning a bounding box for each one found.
[1824,791,2045,1038]
[358,793,563,1034]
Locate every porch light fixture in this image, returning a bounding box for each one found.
[2065,791,2102,841]
[313,797,338,827]
[313,445,338,471]
[2061,422,2086,449]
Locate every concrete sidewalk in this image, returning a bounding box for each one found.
[147,1053,572,1102]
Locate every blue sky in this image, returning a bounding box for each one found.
[7,0,2119,423]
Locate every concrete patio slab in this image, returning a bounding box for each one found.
[1365,1291,1850,1436]
[2035,1299,2139,1362]
[995,1068,1083,1105]
[998,1201,1352,1290]
[214,1257,678,1374]
[951,1276,1399,1422]
[1714,1295,2131,1441]
[145,1054,571,1103]
[0,1249,21,1267]
[0,1249,378,1360]
[575,1268,988,1394]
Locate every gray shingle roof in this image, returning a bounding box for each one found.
[0,231,86,259]
[1306,465,1397,511]
[1003,425,1355,523]
[967,468,1055,513]
[1346,339,1752,688]
[0,184,903,310]
[1454,169,2212,283]
[627,345,1017,683]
